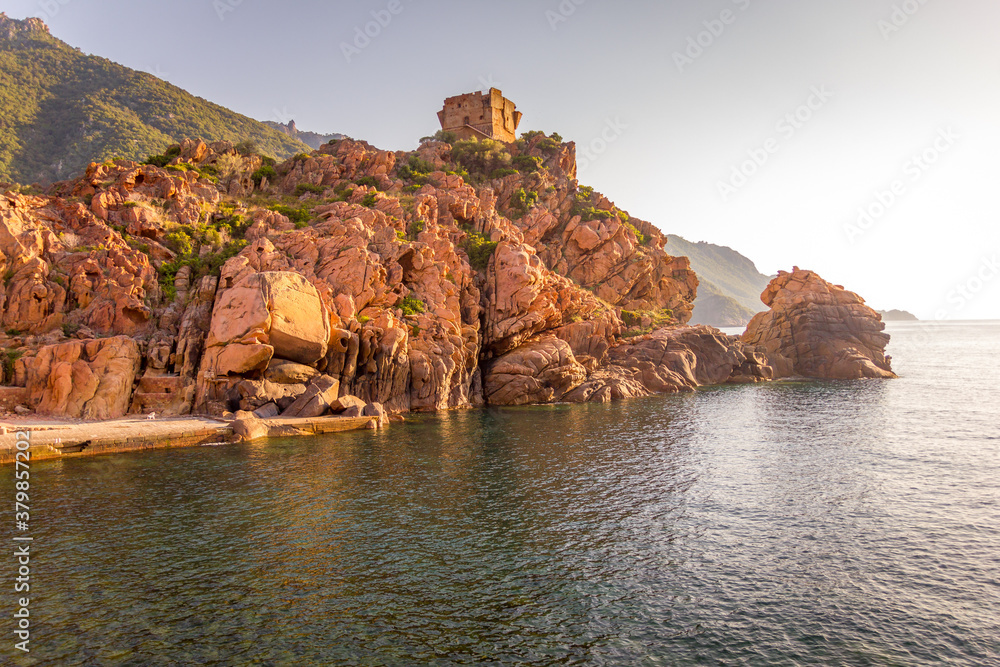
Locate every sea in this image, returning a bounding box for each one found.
[6,321,999,665]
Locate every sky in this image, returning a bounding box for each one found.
[4,0,999,319]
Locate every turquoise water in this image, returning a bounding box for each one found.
[7,322,999,665]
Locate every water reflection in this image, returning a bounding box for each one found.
[10,323,1000,664]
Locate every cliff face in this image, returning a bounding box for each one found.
[0,134,832,420]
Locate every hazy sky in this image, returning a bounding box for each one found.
[5,0,999,319]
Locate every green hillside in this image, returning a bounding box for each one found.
[0,13,309,184]
[666,234,772,327]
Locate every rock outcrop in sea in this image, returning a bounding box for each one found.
[742,269,897,380]
[0,135,892,422]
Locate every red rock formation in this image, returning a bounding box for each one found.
[25,336,141,419]
[0,135,894,421]
[742,269,896,380]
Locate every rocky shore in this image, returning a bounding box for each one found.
[0,134,895,454]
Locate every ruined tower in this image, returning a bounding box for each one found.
[437,88,522,143]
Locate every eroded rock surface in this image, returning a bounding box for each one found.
[0,135,893,422]
[742,269,896,380]
[25,336,141,419]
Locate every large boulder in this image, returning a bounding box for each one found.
[742,269,896,380]
[281,375,341,418]
[201,271,332,377]
[484,336,587,406]
[25,336,141,420]
[265,359,320,385]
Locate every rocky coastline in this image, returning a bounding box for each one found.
[0,134,895,455]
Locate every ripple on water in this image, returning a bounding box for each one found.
[8,322,1000,665]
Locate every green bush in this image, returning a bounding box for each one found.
[397,155,435,184]
[361,192,379,208]
[409,219,425,238]
[235,140,259,156]
[461,227,498,272]
[512,155,542,173]
[165,230,193,255]
[424,130,457,144]
[354,176,381,190]
[624,220,646,246]
[144,154,171,168]
[450,139,512,182]
[251,164,277,186]
[538,137,561,152]
[158,238,248,303]
[490,167,517,179]
[509,187,538,218]
[400,295,425,316]
[269,204,311,225]
[294,183,326,196]
[3,349,24,383]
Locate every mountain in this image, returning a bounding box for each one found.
[878,309,918,321]
[263,120,346,150]
[0,13,309,185]
[666,235,772,327]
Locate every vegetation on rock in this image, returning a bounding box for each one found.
[0,14,309,185]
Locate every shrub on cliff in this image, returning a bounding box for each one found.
[461,226,498,271]
[512,155,542,173]
[268,204,312,227]
[165,230,193,256]
[399,296,425,316]
[293,183,325,197]
[422,130,457,144]
[397,155,435,185]
[451,139,512,182]
[158,238,248,303]
[508,187,538,218]
[251,164,277,187]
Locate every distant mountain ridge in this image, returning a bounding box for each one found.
[878,309,918,321]
[666,235,772,327]
[263,120,346,150]
[0,13,310,184]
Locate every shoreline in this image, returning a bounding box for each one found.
[0,414,376,464]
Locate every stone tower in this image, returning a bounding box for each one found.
[437,88,522,143]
